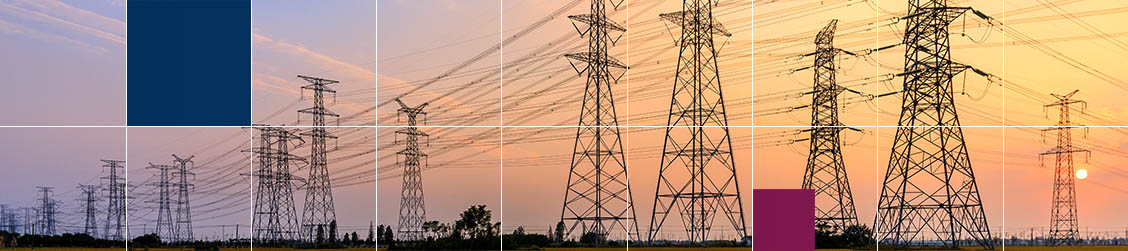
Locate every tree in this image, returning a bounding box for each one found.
[328,220,338,243]
[815,223,874,249]
[377,224,394,244]
[131,233,161,248]
[579,231,606,246]
[554,221,566,242]
[351,232,359,245]
[454,205,498,240]
[316,225,326,244]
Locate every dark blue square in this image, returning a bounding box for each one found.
[128,0,249,126]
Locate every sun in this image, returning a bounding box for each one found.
[1076,169,1088,180]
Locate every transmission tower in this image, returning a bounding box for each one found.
[297,75,339,242]
[1040,90,1087,246]
[102,159,126,241]
[148,163,176,240]
[394,98,428,241]
[249,126,305,244]
[172,154,196,242]
[36,186,56,235]
[0,205,13,233]
[559,0,638,245]
[802,19,859,232]
[647,0,747,243]
[875,0,993,249]
[78,184,99,236]
[23,207,34,235]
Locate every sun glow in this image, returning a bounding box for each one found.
[1076,169,1088,180]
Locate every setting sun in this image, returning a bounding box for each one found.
[1076,169,1089,180]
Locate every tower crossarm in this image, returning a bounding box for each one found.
[659,11,731,37]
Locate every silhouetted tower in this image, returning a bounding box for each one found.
[0,205,13,233]
[173,154,196,242]
[394,98,428,241]
[559,0,638,245]
[648,0,747,243]
[875,0,993,249]
[23,207,34,235]
[1040,90,1087,246]
[78,184,99,236]
[148,163,176,240]
[36,186,56,235]
[802,19,860,232]
[102,160,126,240]
[2,205,17,233]
[249,126,305,244]
[297,75,339,242]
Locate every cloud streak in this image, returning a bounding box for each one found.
[0,0,125,54]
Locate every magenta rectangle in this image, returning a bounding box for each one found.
[754,189,815,250]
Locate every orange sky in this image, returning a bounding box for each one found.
[366,0,1128,242]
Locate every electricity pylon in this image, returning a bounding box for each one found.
[298,75,339,242]
[394,98,428,241]
[148,163,176,240]
[102,159,126,241]
[1040,90,1087,246]
[249,126,305,244]
[78,184,99,236]
[559,0,638,245]
[802,19,859,232]
[36,186,56,235]
[648,0,747,243]
[875,0,993,249]
[0,205,13,233]
[173,154,196,242]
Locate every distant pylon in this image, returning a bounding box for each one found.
[875,0,993,249]
[172,154,196,242]
[0,205,13,233]
[23,207,34,235]
[102,159,126,241]
[1040,90,1087,246]
[297,75,340,242]
[249,126,305,244]
[1,205,17,233]
[648,0,747,243]
[147,163,176,240]
[802,19,859,232]
[559,0,638,245]
[78,184,99,236]
[36,186,56,235]
[394,98,428,241]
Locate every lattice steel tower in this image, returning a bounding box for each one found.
[78,184,99,236]
[173,154,196,242]
[148,163,176,240]
[1040,90,1087,246]
[559,0,638,245]
[0,205,14,233]
[249,127,305,244]
[36,186,56,235]
[648,0,747,243]
[875,0,993,249]
[102,160,126,241]
[394,98,428,241]
[802,19,859,232]
[298,75,339,242]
